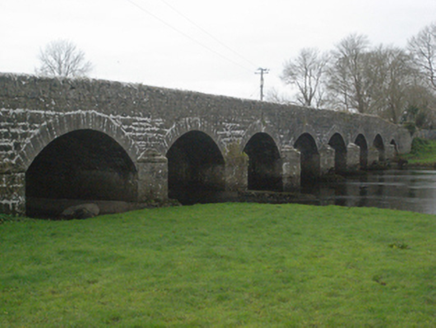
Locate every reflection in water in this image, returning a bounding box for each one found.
[306,170,436,215]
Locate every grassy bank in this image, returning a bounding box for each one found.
[402,137,436,166]
[1,203,436,327]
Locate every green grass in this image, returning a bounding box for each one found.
[1,203,436,327]
[402,137,436,165]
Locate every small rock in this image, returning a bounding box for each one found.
[60,203,100,220]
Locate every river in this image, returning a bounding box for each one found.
[307,169,436,215]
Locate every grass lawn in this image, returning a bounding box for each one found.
[1,203,436,327]
[402,137,436,166]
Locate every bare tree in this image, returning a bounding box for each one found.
[36,40,93,77]
[366,46,416,123]
[326,34,371,113]
[408,23,436,91]
[281,48,329,108]
[324,56,351,111]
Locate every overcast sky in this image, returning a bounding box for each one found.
[1,0,435,100]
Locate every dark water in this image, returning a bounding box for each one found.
[308,169,436,215]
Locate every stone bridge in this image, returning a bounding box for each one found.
[0,74,411,216]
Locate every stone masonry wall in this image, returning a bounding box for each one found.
[0,73,412,214]
[0,74,411,164]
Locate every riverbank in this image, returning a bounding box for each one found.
[400,137,436,168]
[1,203,435,327]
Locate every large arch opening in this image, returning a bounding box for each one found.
[328,133,347,173]
[167,131,225,204]
[355,134,368,169]
[294,133,320,185]
[373,134,385,162]
[243,133,282,191]
[26,129,138,217]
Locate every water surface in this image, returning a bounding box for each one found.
[309,170,436,215]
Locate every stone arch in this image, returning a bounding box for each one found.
[373,134,385,161]
[328,133,347,173]
[294,133,320,184]
[166,130,226,204]
[241,121,282,156]
[163,117,225,156]
[243,132,282,191]
[355,134,368,169]
[20,111,140,171]
[325,125,347,145]
[290,124,321,150]
[25,129,138,217]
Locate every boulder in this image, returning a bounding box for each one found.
[60,203,100,220]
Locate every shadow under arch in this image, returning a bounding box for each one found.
[390,139,398,156]
[355,134,368,169]
[26,129,138,217]
[294,133,320,185]
[328,133,347,173]
[373,134,385,161]
[243,132,282,191]
[166,130,225,204]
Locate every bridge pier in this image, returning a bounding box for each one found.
[0,171,25,215]
[347,143,361,171]
[368,147,381,165]
[224,146,248,192]
[281,146,301,191]
[386,144,396,160]
[137,151,168,203]
[319,145,335,175]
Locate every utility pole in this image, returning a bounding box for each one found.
[255,67,269,101]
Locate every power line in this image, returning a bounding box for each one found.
[158,0,258,69]
[123,0,254,73]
